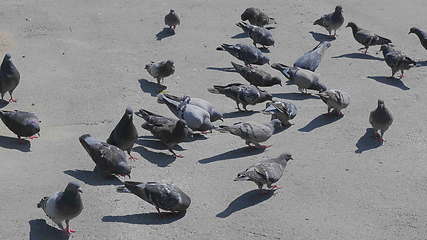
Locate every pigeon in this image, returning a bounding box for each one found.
[234,153,293,190]
[409,27,427,50]
[235,22,275,48]
[369,99,393,142]
[231,61,282,87]
[0,110,40,140]
[271,63,327,93]
[119,181,191,214]
[216,43,270,66]
[217,119,282,149]
[346,22,392,54]
[313,5,344,36]
[79,134,131,178]
[136,108,193,135]
[380,44,416,79]
[241,7,276,27]
[37,182,83,234]
[157,94,215,132]
[294,41,331,72]
[161,93,223,122]
[0,53,20,103]
[263,100,297,126]
[208,83,272,111]
[145,60,175,85]
[164,9,180,29]
[107,107,138,160]
[317,89,350,116]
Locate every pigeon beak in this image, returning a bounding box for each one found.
[78,188,83,193]
[408,31,411,34]
[220,118,224,122]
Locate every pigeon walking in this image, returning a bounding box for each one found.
[208,83,272,111]
[317,89,350,116]
[145,60,175,85]
[119,181,191,214]
[234,153,293,190]
[369,99,393,142]
[235,22,275,48]
[294,41,331,72]
[37,182,83,234]
[271,63,327,93]
[241,7,276,27]
[216,43,270,66]
[136,108,193,135]
[313,6,344,36]
[0,110,40,140]
[164,9,180,30]
[231,61,282,87]
[0,53,20,103]
[107,107,138,160]
[346,22,392,54]
[263,100,297,126]
[217,119,282,149]
[79,134,131,178]
[409,27,427,50]
[380,44,416,79]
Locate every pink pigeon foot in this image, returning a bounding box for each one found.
[8,98,16,103]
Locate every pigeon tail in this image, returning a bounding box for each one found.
[372,36,392,45]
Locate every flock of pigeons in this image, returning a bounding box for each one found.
[0,5,426,236]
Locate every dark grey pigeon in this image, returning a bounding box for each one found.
[208,83,272,111]
[235,22,275,48]
[263,100,297,126]
[231,61,282,87]
[346,22,392,54]
[0,53,20,103]
[145,60,175,85]
[380,44,416,79]
[37,182,83,234]
[0,110,40,140]
[120,181,191,214]
[294,41,331,72]
[136,108,193,133]
[234,153,293,190]
[79,134,131,178]
[409,27,427,50]
[241,7,276,27]
[107,107,138,160]
[313,6,344,36]
[369,99,393,142]
[271,63,327,93]
[216,43,270,66]
[164,9,180,30]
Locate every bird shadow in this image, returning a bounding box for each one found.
[0,99,8,109]
[138,79,166,96]
[29,219,69,240]
[63,169,123,186]
[223,111,259,119]
[198,146,265,164]
[102,211,185,225]
[309,31,336,42]
[332,53,384,61]
[231,32,249,39]
[133,146,176,167]
[136,138,184,151]
[298,113,342,132]
[367,76,410,90]
[155,27,175,41]
[216,189,275,218]
[206,66,236,72]
[416,60,427,67]
[355,128,383,153]
[0,136,31,152]
[273,92,319,101]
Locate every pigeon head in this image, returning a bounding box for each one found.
[335,5,343,13]
[116,161,131,178]
[259,90,273,102]
[377,99,385,108]
[278,152,293,162]
[271,76,282,86]
[322,41,332,49]
[408,27,419,35]
[345,22,358,30]
[264,36,275,46]
[210,111,224,122]
[380,44,392,53]
[170,9,175,14]
[29,119,41,133]
[124,181,151,202]
[234,171,251,181]
[4,53,11,60]
[125,107,134,120]
[65,181,83,194]
[165,60,174,67]
[240,9,251,21]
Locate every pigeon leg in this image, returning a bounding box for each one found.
[28,135,39,140]
[253,41,257,47]
[253,143,272,149]
[156,77,161,85]
[270,185,282,190]
[8,94,16,103]
[128,152,138,161]
[399,70,404,79]
[326,107,332,115]
[169,148,184,158]
[156,207,162,215]
[236,101,243,111]
[65,219,76,234]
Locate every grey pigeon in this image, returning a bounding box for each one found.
[157,94,215,132]
[409,27,427,50]
[235,22,275,48]
[380,44,416,79]
[161,93,223,122]
[0,53,20,103]
[145,60,175,85]
[263,100,297,126]
[346,22,392,54]
[164,9,180,29]
[271,63,327,93]
[0,110,40,140]
[234,153,293,190]
[313,6,344,36]
[217,119,282,149]
[37,182,83,234]
[216,43,270,66]
[317,89,350,116]
[231,61,282,87]
[79,134,131,178]
[208,83,272,111]
[136,108,193,135]
[241,7,276,27]
[369,99,393,142]
[120,181,191,214]
[294,41,331,72]
[107,107,138,160]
